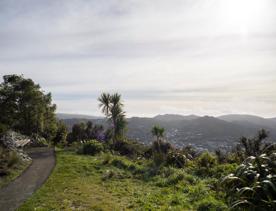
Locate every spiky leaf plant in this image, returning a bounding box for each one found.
[223,152,276,210]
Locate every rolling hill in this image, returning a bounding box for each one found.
[59,114,276,150]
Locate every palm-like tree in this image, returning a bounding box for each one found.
[98,93,111,116]
[110,93,123,108]
[151,125,165,154]
[98,92,126,143]
[151,125,165,142]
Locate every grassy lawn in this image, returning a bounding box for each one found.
[19,149,227,210]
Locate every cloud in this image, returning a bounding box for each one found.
[0,0,275,117]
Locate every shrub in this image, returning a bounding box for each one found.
[182,145,198,159]
[211,163,237,178]
[78,140,104,156]
[232,130,276,162]
[152,140,173,155]
[7,151,19,167]
[195,152,218,177]
[0,147,21,176]
[166,151,187,168]
[111,158,128,169]
[196,152,217,168]
[144,147,153,159]
[113,140,148,158]
[153,152,166,166]
[223,152,276,210]
[215,149,228,164]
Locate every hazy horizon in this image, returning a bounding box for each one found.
[1,0,276,117]
[57,112,276,119]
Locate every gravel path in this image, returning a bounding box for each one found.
[0,147,55,211]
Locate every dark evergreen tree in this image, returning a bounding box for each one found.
[0,75,58,140]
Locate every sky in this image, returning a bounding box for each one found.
[0,0,276,117]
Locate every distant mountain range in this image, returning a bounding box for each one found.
[58,113,276,150]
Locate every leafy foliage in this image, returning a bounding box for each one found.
[98,93,127,143]
[78,140,104,156]
[181,145,198,160]
[0,75,57,140]
[195,152,218,176]
[67,121,104,143]
[196,152,217,169]
[233,129,275,162]
[151,125,165,142]
[52,121,68,146]
[223,152,276,210]
[166,151,187,168]
[112,139,149,158]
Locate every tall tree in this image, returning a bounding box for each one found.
[0,75,57,139]
[98,92,126,143]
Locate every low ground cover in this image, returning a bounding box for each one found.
[19,149,229,210]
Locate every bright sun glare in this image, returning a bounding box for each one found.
[220,0,268,36]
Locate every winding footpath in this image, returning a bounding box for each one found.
[0,147,55,211]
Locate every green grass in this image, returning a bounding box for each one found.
[0,159,31,188]
[19,149,228,210]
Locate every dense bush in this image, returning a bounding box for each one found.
[232,129,275,163]
[215,149,229,164]
[0,147,20,176]
[113,139,149,158]
[194,152,218,176]
[150,140,175,166]
[152,151,167,166]
[78,140,104,156]
[182,145,198,159]
[67,121,105,144]
[211,163,237,179]
[152,140,173,155]
[223,152,276,210]
[166,151,187,168]
[196,152,217,168]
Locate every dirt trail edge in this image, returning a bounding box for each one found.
[0,147,56,211]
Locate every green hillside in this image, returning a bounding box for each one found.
[19,149,230,210]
